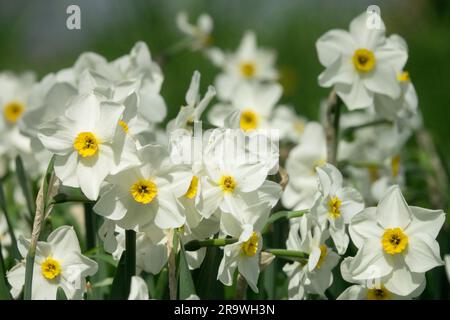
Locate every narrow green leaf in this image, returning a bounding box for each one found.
[110,252,127,300]
[0,242,12,300]
[178,234,196,299]
[56,287,67,300]
[23,252,35,300]
[154,268,168,299]
[0,181,20,260]
[15,156,36,221]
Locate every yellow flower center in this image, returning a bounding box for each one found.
[118,120,129,133]
[3,101,25,124]
[219,175,236,193]
[241,232,259,257]
[328,196,342,219]
[353,49,376,73]
[41,257,62,280]
[130,179,158,204]
[239,61,256,78]
[391,155,400,178]
[397,71,410,82]
[240,109,259,131]
[73,132,99,158]
[316,244,328,269]
[367,285,391,300]
[381,228,408,255]
[185,176,199,199]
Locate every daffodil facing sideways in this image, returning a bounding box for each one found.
[7,226,98,300]
[283,215,340,299]
[310,163,365,254]
[38,93,140,200]
[282,122,327,211]
[217,202,271,292]
[348,185,445,296]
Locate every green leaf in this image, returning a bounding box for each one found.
[15,156,36,221]
[110,252,127,300]
[178,235,196,300]
[56,287,67,300]
[154,268,168,299]
[0,243,12,300]
[0,181,21,261]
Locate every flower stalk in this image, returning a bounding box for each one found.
[325,90,342,165]
[184,238,238,251]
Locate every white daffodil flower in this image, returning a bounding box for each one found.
[208,82,282,132]
[270,105,307,143]
[217,202,271,292]
[283,215,340,299]
[201,131,281,218]
[167,70,216,133]
[316,12,407,110]
[38,93,140,200]
[282,122,327,210]
[176,12,213,51]
[310,163,364,254]
[348,185,445,296]
[7,226,98,300]
[337,257,425,300]
[94,144,192,230]
[0,71,40,174]
[208,31,278,101]
[128,276,150,300]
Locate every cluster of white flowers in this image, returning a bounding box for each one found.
[0,11,447,301]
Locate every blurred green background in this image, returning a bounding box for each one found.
[0,0,449,299]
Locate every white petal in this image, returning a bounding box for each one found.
[349,207,383,249]
[404,233,444,273]
[128,276,149,300]
[316,29,355,66]
[349,238,393,280]
[376,185,411,229]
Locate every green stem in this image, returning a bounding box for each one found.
[262,210,308,234]
[168,231,179,300]
[325,91,342,165]
[23,252,35,300]
[0,181,20,260]
[83,203,96,251]
[184,238,238,251]
[124,230,136,296]
[264,249,309,263]
[332,97,342,165]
